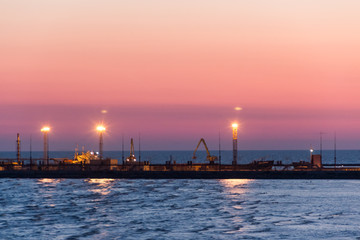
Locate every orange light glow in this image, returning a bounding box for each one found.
[41,127,50,132]
[96,125,106,132]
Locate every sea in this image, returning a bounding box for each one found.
[1,150,360,239]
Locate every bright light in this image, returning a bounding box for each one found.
[232,123,238,128]
[310,149,314,153]
[96,125,106,132]
[234,107,242,111]
[41,127,50,132]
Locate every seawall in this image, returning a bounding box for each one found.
[1,170,360,179]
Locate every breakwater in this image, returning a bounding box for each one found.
[2,169,360,179]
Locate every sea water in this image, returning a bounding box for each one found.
[1,178,360,239]
[1,150,360,239]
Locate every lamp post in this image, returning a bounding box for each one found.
[96,125,106,159]
[232,123,238,165]
[41,127,50,165]
[310,147,314,162]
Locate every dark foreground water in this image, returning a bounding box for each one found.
[1,178,360,240]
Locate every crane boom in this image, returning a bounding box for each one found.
[192,138,218,164]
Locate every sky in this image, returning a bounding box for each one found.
[1,0,360,151]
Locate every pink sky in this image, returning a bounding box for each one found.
[1,1,360,150]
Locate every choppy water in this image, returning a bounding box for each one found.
[1,178,360,239]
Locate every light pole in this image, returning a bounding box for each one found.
[310,147,314,162]
[41,127,50,165]
[96,125,106,159]
[232,123,238,165]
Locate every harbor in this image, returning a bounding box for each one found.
[1,124,360,179]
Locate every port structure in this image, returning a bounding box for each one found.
[41,127,50,165]
[192,138,218,164]
[232,123,238,165]
[126,138,137,163]
[3,127,360,177]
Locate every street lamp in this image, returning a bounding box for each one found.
[232,123,238,165]
[41,126,50,165]
[96,125,106,159]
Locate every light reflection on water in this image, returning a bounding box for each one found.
[37,178,62,184]
[1,179,360,239]
[85,179,115,195]
[220,179,253,214]
[220,179,252,194]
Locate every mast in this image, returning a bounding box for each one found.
[30,135,32,166]
[122,135,124,162]
[334,132,337,170]
[320,131,326,160]
[218,130,221,171]
[139,133,141,164]
[320,132,323,158]
[16,133,20,164]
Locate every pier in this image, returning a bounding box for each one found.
[1,158,360,179]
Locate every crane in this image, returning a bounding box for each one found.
[192,138,218,164]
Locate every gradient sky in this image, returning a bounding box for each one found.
[1,1,360,151]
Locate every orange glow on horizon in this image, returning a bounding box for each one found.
[1,1,360,150]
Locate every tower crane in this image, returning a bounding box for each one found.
[192,138,218,164]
